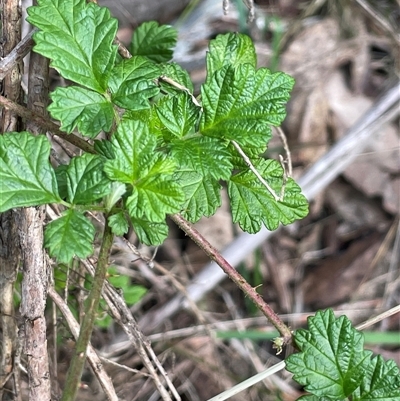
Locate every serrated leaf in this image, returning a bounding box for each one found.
[131,217,169,245]
[206,32,257,81]
[0,132,60,212]
[170,136,232,180]
[352,355,400,400]
[131,21,177,63]
[200,64,294,148]
[94,139,115,159]
[108,211,129,236]
[228,159,308,232]
[103,119,184,223]
[126,156,184,222]
[160,62,194,94]
[178,170,221,222]
[49,86,114,137]
[286,309,371,399]
[103,119,156,183]
[44,209,95,263]
[27,0,117,92]
[109,56,160,110]
[156,93,200,138]
[66,154,111,204]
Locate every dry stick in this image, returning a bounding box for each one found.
[170,213,292,345]
[231,140,280,201]
[0,95,96,154]
[80,259,178,401]
[48,287,119,401]
[0,28,36,80]
[60,222,114,401]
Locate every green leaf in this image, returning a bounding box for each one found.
[156,93,200,138]
[286,309,370,399]
[103,119,184,223]
[108,211,129,236]
[228,159,308,232]
[103,119,156,183]
[352,355,400,400]
[0,132,60,212]
[200,64,294,148]
[131,217,169,245]
[44,209,95,263]
[66,154,111,204]
[178,170,221,222]
[27,0,117,92]
[206,32,257,81]
[109,56,160,110]
[48,86,114,137]
[55,164,68,200]
[104,182,126,211]
[94,139,115,159]
[130,21,177,63]
[169,136,232,180]
[122,285,147,305]
[126,157,184,222]
[160,62,194,94]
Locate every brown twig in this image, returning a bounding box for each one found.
[170,214,293,345]
[0,95,96,154]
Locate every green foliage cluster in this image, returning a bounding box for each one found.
[287,309,400,401]
[0,0,308,263]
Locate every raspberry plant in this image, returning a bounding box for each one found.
[0,1,398,400]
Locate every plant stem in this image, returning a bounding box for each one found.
[60,221,114,401]
[0,95,96,154]
[170,214,292,345]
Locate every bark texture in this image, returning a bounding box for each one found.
[0,1,23,399]
[18,2,52,397]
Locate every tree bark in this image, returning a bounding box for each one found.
[18,0,52,398]
[0,1,23,399]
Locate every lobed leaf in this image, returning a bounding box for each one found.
[352,355,400,400]
[0,132,60,212]
[44,209,95,263]
[65,154,111,204]
[228,159,308,232]
[160,62,194,94]
[109,56,160,110]
[286,309,371,399]
[156,93,200,138]
[178,170,221,222]
[169,136,232,181]
[130,21,177,63]
[48,86,114,137]
[131,217,169,245]
[108,211,129,236]
[206,32,257,81]
[27,0,118,93]
[200,64,294,148]
[104,119,184,225]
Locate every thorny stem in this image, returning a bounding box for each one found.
[170,213,293,345]
[60,221,114,401]
[0,95,96,154]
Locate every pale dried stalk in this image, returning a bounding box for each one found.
[48,287,119,401]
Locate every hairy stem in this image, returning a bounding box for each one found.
[170,213,292,344]
[61,221,114,401]
[0,95,96,154]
